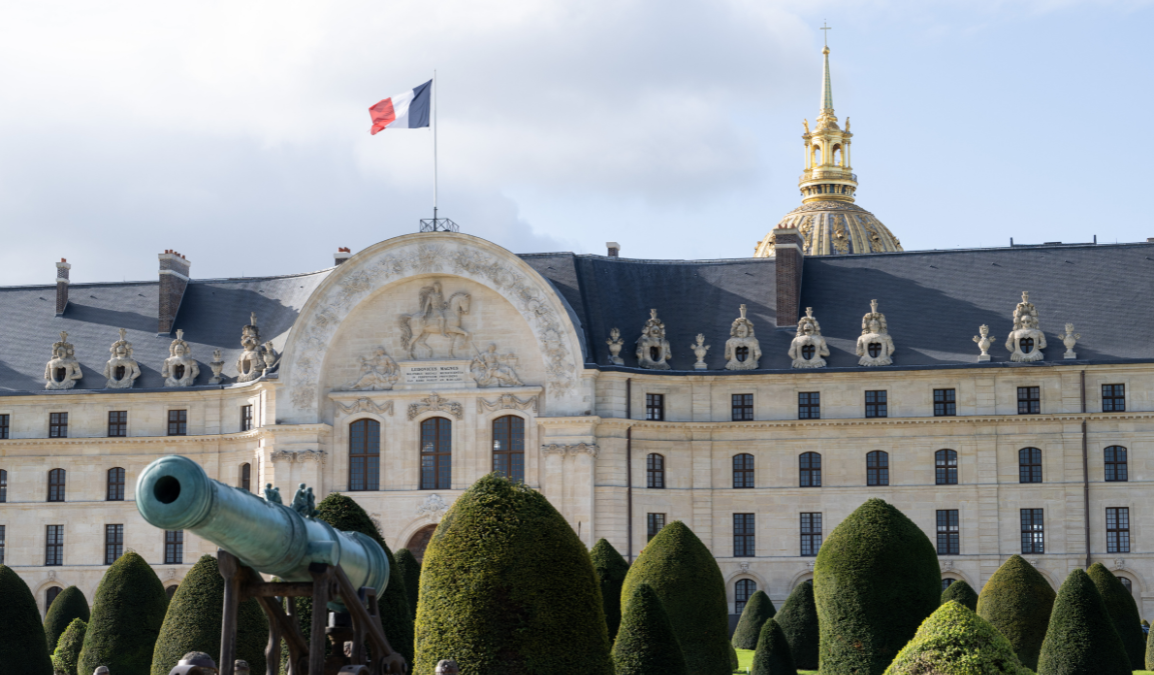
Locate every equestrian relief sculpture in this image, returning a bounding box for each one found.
[399,280,472,359]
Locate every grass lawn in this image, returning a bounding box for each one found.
[731,649,1152,675]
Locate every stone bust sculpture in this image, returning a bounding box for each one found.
[635,309,672,370]
[788,307,829,369]
[103,328,141,389]
[725,304,761,370]
[1005,291,1046,362]
[162,329,200,387]
[606,327,624,365]
[45,331,83,390]
[855,299,895,367]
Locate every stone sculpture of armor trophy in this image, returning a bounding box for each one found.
[209,349,226,384]
[162,329,200,387]
[690,334,710,370]
[104,328,141,389]
[606,328,625,365]
[855,299,895,366]
[44,331,83,390]
[788,307,829,369]
[725,304,761,370]
[236,314,279,383]
[1005,291,1046,362]
[635,309,672,370]
[973,325,996,362]
[469,343,523,387]
[351,347,401,390]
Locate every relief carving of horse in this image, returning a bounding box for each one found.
[399,291,471,359]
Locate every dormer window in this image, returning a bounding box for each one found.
[734,346,749,362]
[802,344,816,360]
[868,342,882,358]
[1019,337,1034,354]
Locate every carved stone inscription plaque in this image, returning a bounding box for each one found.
[398,360,476,389]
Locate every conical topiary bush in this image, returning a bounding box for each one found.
[612,582,688,675]
[394,548,421,622]
[732,590,776,650]
[940,580,978,611]
[590,538,630,643]
[414,474,612,675]
[774,580,818,671]
[975,554,1056,670]
[1087,563,1146,670]
[883,601,1032,675]
[814,498,940,675]
[1037,568,1131,675]
[0,564,53,675]
[620,520,730,675]
[1147,616,1154,671]
[78,550,170,675]
[149,555,268,675]
[51,618,88,675]
[750,618,797,675]
[44,586,90,653]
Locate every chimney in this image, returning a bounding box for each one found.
[158,250,191,335]
[55,258,71,316]
[334,247,352,265]
[774,227,804,327]
[606,242,620,258]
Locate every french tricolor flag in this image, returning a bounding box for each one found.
[369,80,432,135]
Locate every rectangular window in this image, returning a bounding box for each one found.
[731,394,754,422]
[865,390,888,418]
[107,411,127,437]
[646,513,665,542]
[733,513,755,557]
[645,394,665,421]
[0,525,5,564]
[1102,384,1126,412]
[933,389,956,417]
[45,525,63,566]
[800,512,823,556]
[165,530,184,564]
[1020,509,1044,554]
[798,392,820,420]
[0,413,8,439]
[241,405,254,432]
[167,410,188,436]
[0,470,6,503]
[1017,386,1040,415]
[49,412,68,438]
[1106,507,1130,554]
[936,510,960,555]
[104,524,124,565]
[866,452,889,486]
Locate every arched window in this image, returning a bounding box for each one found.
[239,463,251,492]
[1118,576,1133,594]
[420,418,452,490]
[799,452,821,487]
[1018,448,1042,484]
[47,469,66,502]
[833,145,842,166]
[349,419,381,491]
[492,415,525,483]
[733,454,755,489]
[866,451,889,486]
[0,469,7,503]
[941,578,956,592]
[46,586,63,611]
[106,467,126,501]
[1104,446,1128,482]
[734,579,757,615]
[813,144,823,166]
[935,450,958,485]
[406,524,437,562]
[647,454,665,489]
[165,585,179,600]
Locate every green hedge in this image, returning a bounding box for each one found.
[149,555,268,675]
[1087,562,1146,670]
[612,582,688,675]
[883,600,1031,675]
[394,548,422,622]
[0,564,53,674]
[44,586,90,653]
[1147,615,1154,671]
[51,618,88,675]
[78,551,169,675]
[774,581,818,671]
[940,580,978,611]
[732,590,775,650]
[590,538,630,643]
[750,618,796,675]
[814,498,940,675]
[975,554,1055,670]
[1036,568,1130,675]
[621,520,731,675]
[414,473,612,675]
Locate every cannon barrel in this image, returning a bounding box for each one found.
[136,455,388,609]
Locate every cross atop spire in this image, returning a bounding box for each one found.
[820,20,831,47]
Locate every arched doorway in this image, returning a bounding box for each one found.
[406,525,437,562]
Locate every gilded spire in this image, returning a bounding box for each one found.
[820,45,833,114]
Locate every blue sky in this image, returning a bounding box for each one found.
[0,0,1150,284]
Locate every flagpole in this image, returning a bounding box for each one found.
[433,69,438,222]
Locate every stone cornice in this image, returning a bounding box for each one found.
[535,415,602,428]
[0,423,332,447]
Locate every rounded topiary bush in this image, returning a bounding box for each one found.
[774,580,818,671]
[394,548,422,621]
[814,498,940,675]
[732,590,776,650]
[149,555,268,675]
[883,600,1031,675]
[621,520,730,675]
[1087,562,1146,670]
[612,582,688,675]
[590,538,630,643]
[975,554,1056,670]
[51,618,87,675]
[78,550,169,675]
[940,580,978,611]
[44,586,90,653]
[414,474,612,675]
[1036,568,1131,675]
[750,618,796,675]
[0,564,53,675]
